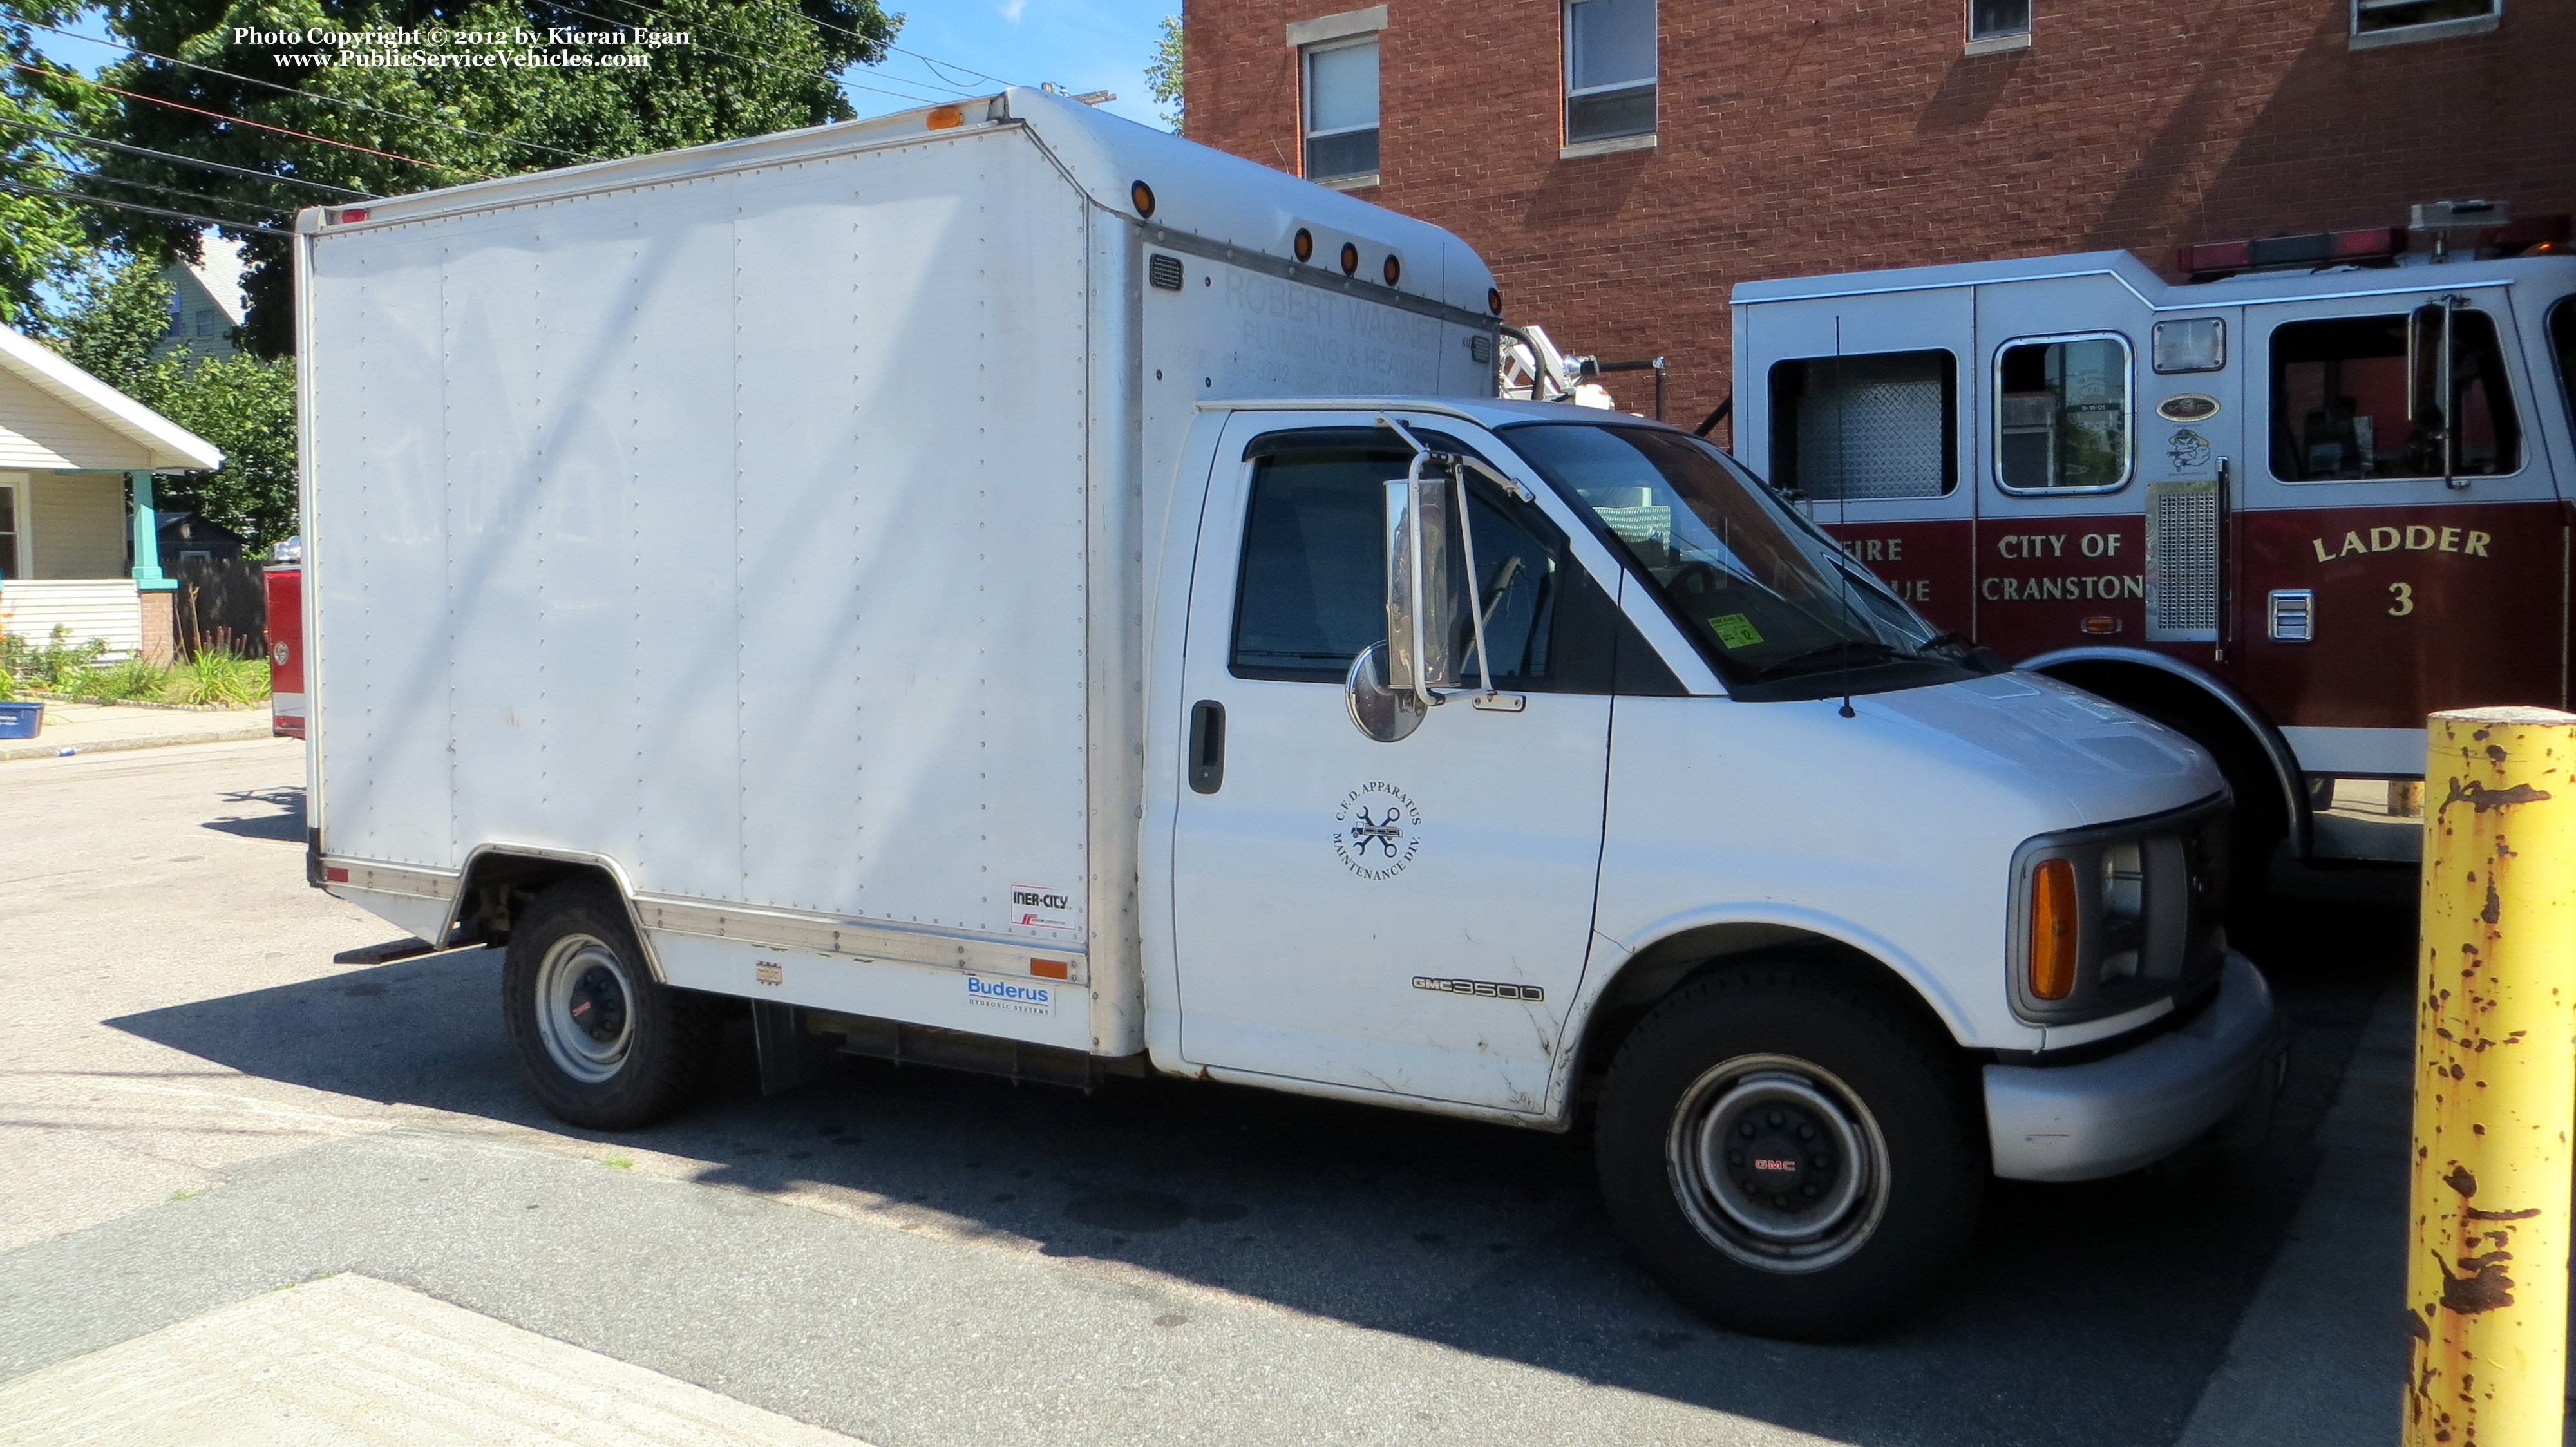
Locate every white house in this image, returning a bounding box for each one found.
[155,235,249,363]
[0,325,224,661]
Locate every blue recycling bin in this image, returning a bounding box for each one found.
[0,701,43,739]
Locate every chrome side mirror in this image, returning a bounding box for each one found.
[1383,475,1463,706]
[1345,641,1426,742]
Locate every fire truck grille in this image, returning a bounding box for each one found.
[2145,480,2220,640]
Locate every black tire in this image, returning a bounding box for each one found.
[1595,963,1984,1341]
[503,880,715,1130]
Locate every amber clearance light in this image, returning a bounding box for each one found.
[2029,858,2078,1000]
[926,105,964,130]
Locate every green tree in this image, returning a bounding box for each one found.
[0,0,118,325]
[1143,14,1180,133]
[48,251,171,388]
[84,0,902,353]
[143,348,296,544]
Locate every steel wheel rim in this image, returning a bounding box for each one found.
[535,932,634,1084]
[1665,1054,1891,1274]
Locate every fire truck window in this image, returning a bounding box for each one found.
[1995,336,2131,491]
[2269,311,2521,481]
[1766,350,1956,500]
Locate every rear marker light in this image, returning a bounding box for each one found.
[2030,858,2077,1000]
[2081,616,2121,635]
[325,865,350,883]
[1030,958,1071,980]
[331,207,370,225]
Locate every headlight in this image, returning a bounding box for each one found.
[2009,795,2230,1025]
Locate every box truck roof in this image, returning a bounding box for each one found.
[296,85,1497,323]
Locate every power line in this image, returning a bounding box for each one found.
[10,61,486,178]
[542,0,958,108]
[22,18,603,165]
[12,152,292,220]
[0,114,377,198]
[723,0,1021,95]
[0,176,292,236]
[886,44,1016,90]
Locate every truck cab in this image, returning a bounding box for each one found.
[1141,397,2280,1336]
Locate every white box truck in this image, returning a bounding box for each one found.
[297,88,2280,1339]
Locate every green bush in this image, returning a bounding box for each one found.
[79,656,172,702]
[173,647,269,706]
[0,626,107,694]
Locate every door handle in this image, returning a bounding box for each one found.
[1188,700,1226,794]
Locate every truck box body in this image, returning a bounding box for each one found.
[296,90,1500,1056]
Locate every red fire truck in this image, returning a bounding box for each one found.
[1726,206,2573,871]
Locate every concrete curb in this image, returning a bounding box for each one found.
[0,724,279,762]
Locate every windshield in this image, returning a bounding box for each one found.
[1501,422,1960,694]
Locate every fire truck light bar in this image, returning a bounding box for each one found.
[2178,225,2405,277]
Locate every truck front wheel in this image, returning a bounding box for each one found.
[503,881,715,1130]
[1596,965,1982,1341]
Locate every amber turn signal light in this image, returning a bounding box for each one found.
[2029,857,2078,1000]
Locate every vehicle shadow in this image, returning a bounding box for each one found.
[202,786,305,844]
[106,885,2409,1447]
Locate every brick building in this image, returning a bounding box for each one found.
[1182,0,2572,427]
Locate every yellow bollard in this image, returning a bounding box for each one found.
[2405,706,2576,1447]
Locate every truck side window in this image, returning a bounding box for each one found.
[2269,310,2521,480]
[1995,334,2131,491]
[1229,441,1607,690]
[1766,349,1956,499]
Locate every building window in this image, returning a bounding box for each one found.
[1564,0,1655,145]
[193,310,217,337]
[2353,0,2500,46]
[1967,0,2031,50]
[1996,334,2132,492]
[0,481,18,578]
[1768,351,1958,500]
[1302,36,1379,184]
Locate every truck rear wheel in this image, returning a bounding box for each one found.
[1596,964,1982,1341]
[503,881,715,1130]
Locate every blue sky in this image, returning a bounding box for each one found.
[28,0,1179,133]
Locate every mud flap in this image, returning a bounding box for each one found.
[751,1001,832,1096]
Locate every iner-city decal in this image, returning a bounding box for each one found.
[1333,780,1422,880]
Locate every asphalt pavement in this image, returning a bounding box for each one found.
[0,738,2415,1445]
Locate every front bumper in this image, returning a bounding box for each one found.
[1984,952,2283,1182]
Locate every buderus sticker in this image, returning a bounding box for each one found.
[965,974,1054,1014]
